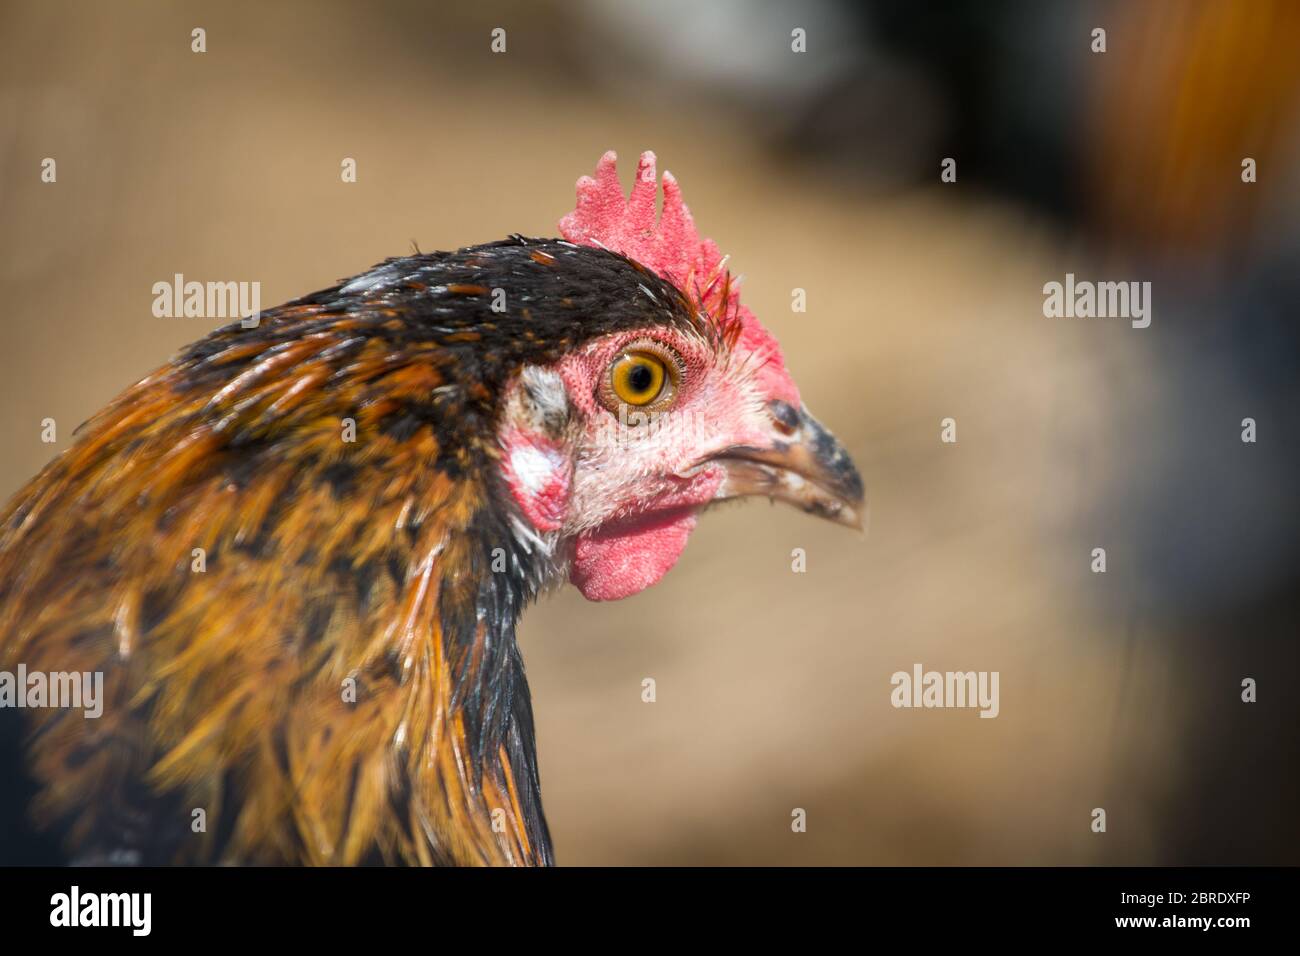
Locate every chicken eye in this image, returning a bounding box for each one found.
[597,340,684,415]
[610,351,668,406]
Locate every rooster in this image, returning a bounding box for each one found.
[0,152,863,866]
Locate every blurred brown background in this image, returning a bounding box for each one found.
[2,0,1297,864]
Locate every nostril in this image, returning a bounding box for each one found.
[768,399,800,435]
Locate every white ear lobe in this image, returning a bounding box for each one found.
[509,444,564,496]
[517,365,571,437]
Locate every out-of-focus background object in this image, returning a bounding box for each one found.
[1,0,1297,864]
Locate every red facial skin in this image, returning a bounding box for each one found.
[501,322,800,601]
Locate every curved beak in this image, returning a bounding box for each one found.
[707,401,865,531]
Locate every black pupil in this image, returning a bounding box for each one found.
[628,363,654,394]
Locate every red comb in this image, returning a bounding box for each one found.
[559,150,798,404]
[558,150,725,293]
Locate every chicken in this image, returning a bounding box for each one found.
[0,151,863,866]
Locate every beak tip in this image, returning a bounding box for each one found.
[714,401,866,535]
[840,502,867,534]
[803,495,865,533]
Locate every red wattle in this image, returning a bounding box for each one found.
[570,507,698,601]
